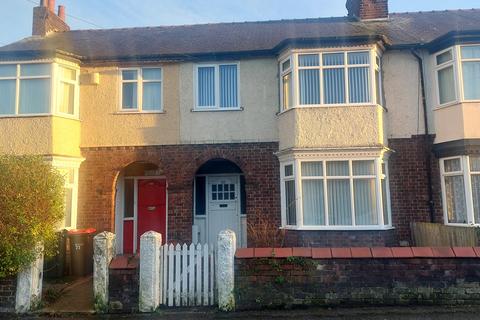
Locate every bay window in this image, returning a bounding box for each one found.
[280,49,382,110]
[434,45,480,106]
[0,62,79,117]
[120,67,163,112]
[195,63,239,110]
[440,156,480,225]
[281,158,391,229]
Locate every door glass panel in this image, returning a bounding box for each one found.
[124,179,134,218]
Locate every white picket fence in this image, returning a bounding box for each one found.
[161,243,216,307]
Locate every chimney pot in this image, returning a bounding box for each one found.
[39,0,48,7]
[47,0,55,12]
[58,5,66,21]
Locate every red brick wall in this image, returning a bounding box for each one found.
[0,276,16,312]
[284,229,396,247]
[77,142,280,245]
[32,6,69,36]
[235,247,480,310]
[346,0,389,20]
[78,135,442,247]
[388,135,443,245]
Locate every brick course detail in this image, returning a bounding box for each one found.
[235,254,480,310]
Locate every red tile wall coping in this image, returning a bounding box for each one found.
[109,255,140,270]
[235,247,480,259]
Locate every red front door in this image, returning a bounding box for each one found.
[123,179,167,254]
[137,179,167,251]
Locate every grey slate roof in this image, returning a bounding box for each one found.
[1,9,480,61]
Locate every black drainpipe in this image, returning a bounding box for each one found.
[411,49,435,223]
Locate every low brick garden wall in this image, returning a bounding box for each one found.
[235,247,480,310]
[0,276,16,313]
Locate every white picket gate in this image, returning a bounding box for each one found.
[160,243,216,307]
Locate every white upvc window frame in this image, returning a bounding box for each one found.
[55,64,80,118]
[193,62,241,111]
[279,47,382,111]
[440,155,480,226]
[458,44,480,102]
[119,67,164,113]
[434,47,459,107]
[280,56,293,112]
[280,157,392,231]
[50,156,83,231]
[280,161,297,227]
[433,44,480,109]
[0,60,80,119]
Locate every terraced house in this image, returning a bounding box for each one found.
[1,0,480,254]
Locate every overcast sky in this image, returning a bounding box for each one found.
[1,0,479,47]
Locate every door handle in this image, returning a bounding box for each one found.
[219,204,228,208]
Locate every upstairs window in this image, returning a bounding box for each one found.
[280,49,381,110]
[0,63,51,115]
[0,62,79,117]
[121,67,163,112]
[435,49,457,105]
[58,66,77,115]
[195,63,239,110]
[461,45,480,100]
[281,58,293,111]
[434,45,480,106]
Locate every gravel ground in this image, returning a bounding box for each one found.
[3,305,480,320]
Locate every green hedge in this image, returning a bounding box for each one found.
[0,155,65,278]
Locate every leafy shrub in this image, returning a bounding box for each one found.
[0,155,65,278]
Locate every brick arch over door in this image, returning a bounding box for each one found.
[77,142,281,244]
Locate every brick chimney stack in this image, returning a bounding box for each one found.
[346,0,389,20]
[32,0,70,36]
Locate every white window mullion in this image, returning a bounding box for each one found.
[349,160,356,226]
[323,160,329,226]
[50,63,56,114]
[15,64,20,115]
[455,45,465,102]
[138,68,143,112]
[215,65,220,109]
[370,50,376,105]
[344,52,350,104]
[293,53,299,108]
[296,159,304,228]
[375,158,385,226]
[464,156,475,224]
[319,53,324,105]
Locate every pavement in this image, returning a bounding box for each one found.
[41,276,94,313]
[4,305,480,319]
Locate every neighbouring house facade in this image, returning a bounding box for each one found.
[1,0,480,253]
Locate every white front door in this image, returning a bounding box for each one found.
[207,175,240,246]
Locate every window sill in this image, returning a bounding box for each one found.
[0,113,80,121]
[434,100,480,111]
[191,107,244,112]
[114,110,165,115]
[276,104,382,116]
[280,226,395,231]
[444,222,479,227]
